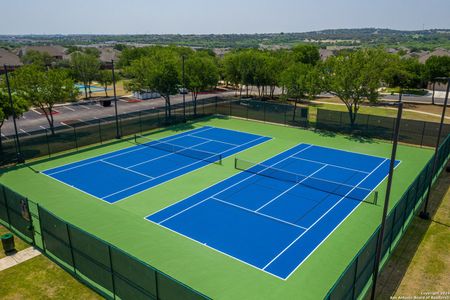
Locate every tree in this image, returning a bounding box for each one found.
[291,45,321,65]
[0,76,29,153]
[280,63,315,122]
[424,56,450,104]
[222,51,241,96]
[96,70,113,97]
[382,56,424,93]
[323,49,386,126]
[70,52,100,99]
[14,66,78,134]
[21,50,54,67]
[185,53,219,114]
[126,51,180,120]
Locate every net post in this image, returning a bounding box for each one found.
[374,191,378,205]
[234,157,237,170]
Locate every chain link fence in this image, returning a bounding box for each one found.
[324,134,450,300]
[0,186,211,300]
[316,109,450,147]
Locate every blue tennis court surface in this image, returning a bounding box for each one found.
[43,126,270,203]
[147,144,400,280]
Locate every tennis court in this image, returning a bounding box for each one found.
[43,126,270,203]
[147,143,400,279]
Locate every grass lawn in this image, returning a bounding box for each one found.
[375,170,450,298]
[0,255,101,300]
[0,225,30,259]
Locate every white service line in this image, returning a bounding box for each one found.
[262,158,388,271]
[211,197,308,230]
[100,160,154,179]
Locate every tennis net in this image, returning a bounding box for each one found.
[135,134,222,164]
[235,158,378,204]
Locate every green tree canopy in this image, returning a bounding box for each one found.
[0,76,29,133]
[20,50,55,68]
[126,50,180,119]
[70,52,101,99]
[96,70,113,97]
[424,56,450,82]
[324,49,387,126]
[291,45,321,65]
[185,53,219,114]
[14,65,78,134]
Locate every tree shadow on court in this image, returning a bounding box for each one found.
[373,170,450,299]
[314,129,337,138]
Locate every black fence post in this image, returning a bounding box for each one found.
[98,119,103,144]
[44,129,51,158]
[420,122,426,147]
[2,186,11,225]
[73,126,78,151]
[66,224,77,275]
[107,245,117,300]
[36,204,47,253]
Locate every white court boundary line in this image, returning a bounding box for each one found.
[262,158,388,273]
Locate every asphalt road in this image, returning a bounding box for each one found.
[1,91,234,138]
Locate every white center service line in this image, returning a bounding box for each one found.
[255,164,328,212]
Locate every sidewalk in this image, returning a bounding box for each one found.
[0,247,41,271]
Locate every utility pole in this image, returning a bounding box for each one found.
[111,60,120,139]
[4,65,24,164]
[182,55,186,121]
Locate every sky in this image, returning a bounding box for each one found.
[1,0,450,35]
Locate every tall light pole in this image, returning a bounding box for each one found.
[111,60,120,139]
[182,55,186,121]
[420,76,450,220]
[370,101,403,300]
[4,65,24,164]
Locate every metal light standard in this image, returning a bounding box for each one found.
[420,76,450,219]
[370,102,403,300]
[182,55,186,121]
[111,60,120,139]
[3,65,24,164]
